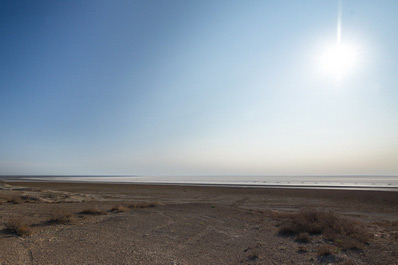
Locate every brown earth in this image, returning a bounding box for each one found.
[0,181,397,265]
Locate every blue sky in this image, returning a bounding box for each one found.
[0,0,397,175]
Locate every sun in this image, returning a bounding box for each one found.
[319,42,359,80]
[317,1,361,80]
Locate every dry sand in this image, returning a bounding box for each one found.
[0,181,397,264]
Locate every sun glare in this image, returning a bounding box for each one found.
[319,42,359,80]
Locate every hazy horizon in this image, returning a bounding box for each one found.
[1,0,397,176]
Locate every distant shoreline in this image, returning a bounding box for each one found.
[3,178,398,192]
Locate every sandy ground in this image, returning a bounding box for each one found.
[0,181,397,265]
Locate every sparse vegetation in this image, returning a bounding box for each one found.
[5,218,31,237]
[148,202,160,207]
[6,195,24,204]
[317,244,338,256]
[80,208,106,215]
[295,232,310,243]
[48,211,73,224]
[127,201,159,209]
[278,209,370,244]
[21,195,40,202]
[110,205,129,213]
[332,236,362,250]
[0,194,40,204]
[277,209,371,252]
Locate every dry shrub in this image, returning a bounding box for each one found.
[7,196,24,204]
[270,210,292,220]
[20,195,40,202]
[278,209,370,244]
[333,237,362,250]
[5,218,31,237]
[317,244,338,256]
[80,208,106,215]
[128,201,160,209]
[151,201,162,207]
[295,232,310,243]
[110,205,129,213]
[278,224,298,236]
[48,211,73,224]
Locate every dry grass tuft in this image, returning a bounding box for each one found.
[110,205,129,213]
[127,201,160,209]
[48,211,73,224]
[20,195,40,202]
[317,244,338,256]
[270,210,292,219]
[332,237,362,250]
[5,218,31,237]
[148,201,160,207]
[295,232,310,243]
[6,195,24,204]
[80,208,107,215]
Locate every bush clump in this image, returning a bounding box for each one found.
[48,211,73,224]
[127,201,160,209]
[295,232,310,243]
[110,205,129,213]
[317,244,338,256]
[7,196,24,204]
[278,209,371,248]
[5,218,31,237]
[80,208,106,215]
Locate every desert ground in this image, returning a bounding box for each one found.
[0,181,397,265]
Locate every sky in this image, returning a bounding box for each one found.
[0,0,397,176]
